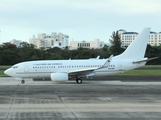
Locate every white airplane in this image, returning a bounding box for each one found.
[4,28,156,84]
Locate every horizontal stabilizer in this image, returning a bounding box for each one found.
[133,57,158,64]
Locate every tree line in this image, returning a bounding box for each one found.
[0,31,160,65]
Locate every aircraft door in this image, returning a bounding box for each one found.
[118,61,122,71]
[24,63,29,72]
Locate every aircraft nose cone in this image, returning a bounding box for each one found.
[4,69,10,76]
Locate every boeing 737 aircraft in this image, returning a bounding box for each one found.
[4,28,156,84]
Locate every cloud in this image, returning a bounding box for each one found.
[1,0,161,27]
[1,0,161,14]
[0,0,161,43]
[114,0,161,14]
[41,0,161,15]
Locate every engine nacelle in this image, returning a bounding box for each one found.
[50,73,68,81]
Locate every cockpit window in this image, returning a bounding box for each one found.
[13,66,18,69]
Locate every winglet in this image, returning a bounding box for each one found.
[96,56,100,59]
[101,55,113,68]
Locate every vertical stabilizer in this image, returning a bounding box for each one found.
[116,27,151,59]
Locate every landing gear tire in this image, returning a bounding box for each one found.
[76,78,82,84]
[21,80,25,84]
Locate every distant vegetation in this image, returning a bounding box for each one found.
[0,31,160,65]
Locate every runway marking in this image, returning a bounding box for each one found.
[1,103,161,112]
[5,83,20,119]
[59,97,78,119]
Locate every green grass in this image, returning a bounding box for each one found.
[117,70,161,76]
[0,65,11,76]
[0,66,11,76]
[141,65,161,68]
[0,70,6,76]
[0,66,11,69]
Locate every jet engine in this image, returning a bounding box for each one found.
[50,73,68,81]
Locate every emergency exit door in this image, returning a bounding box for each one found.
[24,63,29,72]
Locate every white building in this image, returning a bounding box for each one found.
[118,29,161,47]
[70,39,104,49]
[119,30,138,47]
[29,32,69,49]
[10,39,22,47]
[149,31,161,46]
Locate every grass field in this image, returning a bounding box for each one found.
[0,65,161,76]
[0,66,11,69]
[0,70,6,76]
[0,66,11,76]
[143,65,161,67]
[117,70,161,76]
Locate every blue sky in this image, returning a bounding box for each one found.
[0,0,161,44]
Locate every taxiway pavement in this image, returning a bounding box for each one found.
[0,77,161,120]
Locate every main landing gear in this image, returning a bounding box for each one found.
[21,80,25,84]
[76,78,82,84]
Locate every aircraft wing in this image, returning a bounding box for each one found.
[68,55,113,75]
[68,67,98,74]
[133,57,158,64]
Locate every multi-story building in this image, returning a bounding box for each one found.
[29,32,69,49]
[119,30,138,47]
[118,29,161,47]
[70,39,105,49]
[10,39,22,47]
[149,31,161,46]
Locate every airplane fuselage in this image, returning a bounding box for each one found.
[5,57,145,79]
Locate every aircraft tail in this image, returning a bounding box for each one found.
[115,27,151,59]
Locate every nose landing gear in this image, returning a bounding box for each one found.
[21,80,25,84]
